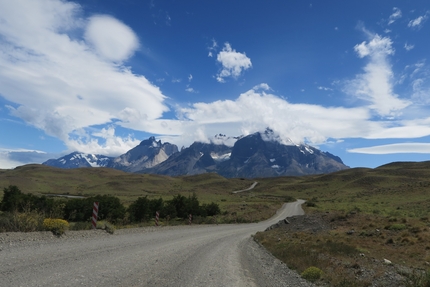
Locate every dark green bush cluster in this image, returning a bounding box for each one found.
[64,195,125,223]
[1,186,221,231]
[1,185,58,215]
[128,193,221,222]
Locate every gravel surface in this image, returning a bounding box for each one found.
[0,200,314,287]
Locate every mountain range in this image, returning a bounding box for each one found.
[43,131,349,178]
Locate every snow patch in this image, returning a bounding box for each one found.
[304,146,314,154]
[83,154,100,167]
[211,152,231,162]
[271,165,280,169]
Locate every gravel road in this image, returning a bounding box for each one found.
[0,200,315,287]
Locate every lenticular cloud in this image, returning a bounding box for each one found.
[85,15,140,62]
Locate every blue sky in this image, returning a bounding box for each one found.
[1,0,430,169]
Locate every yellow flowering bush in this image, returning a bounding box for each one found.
[43,218,69,235]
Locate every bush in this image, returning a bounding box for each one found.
[1,185,55,214]
[203,202,221,216]
[128,197,166,222]
[64,195,125,223]
[96,220,115,234]
[128,196,150,222]
[43,218,69,235]
[301,266,323,282]
[0,210,45,232]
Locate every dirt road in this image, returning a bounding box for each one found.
[0,200,314,287]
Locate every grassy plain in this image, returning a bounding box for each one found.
[0,164,282,222]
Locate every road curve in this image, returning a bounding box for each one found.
[0,200,313,287]
[232,181,258,194]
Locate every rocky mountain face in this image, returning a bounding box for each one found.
[144,131,348,178]
[144,141,232,176]
[42,152,113,169]
[43,137,178,172]
[107,136,178,172]
[43,132,349,178]
[217,132,348,178]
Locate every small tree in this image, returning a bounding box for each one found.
[170,194,188,218]
[128,196,150,222]
[148,198,164,217]
[185,193,200,217]
[1,185,25,212]
[0,185,54,214]
[204,202,221,216]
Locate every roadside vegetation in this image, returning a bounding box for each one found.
[0,185,223,234]
[2,161,430,285]
[252,161,430,286]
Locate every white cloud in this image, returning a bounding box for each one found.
[0,152,26,169]
[253,83,270,91]
[348,143,430,154]
[345,33,410,116]
[388,7,402,25]
[188,74,193,81]
[185,87,197,93]
[178,87,374,145]
[408,13,429,29]
[207,39,217,57]
[216,43,252,83]
[85,15,139,62]
[318,86,333,91]
[0,149,52,169]
[404,43,415,51]
[0,0,168,154]
[66,126,142,156]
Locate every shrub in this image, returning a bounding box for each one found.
[96,220,115,234]
[64,195,126,223]
[43,218,69,236]
[306,201,316,207]
[1,185,55,214]
[301,266,323,282]
[128,196,150,222]
[203,202,221,216]
[0,210,44,232]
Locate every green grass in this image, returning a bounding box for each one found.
[2,161,430,221]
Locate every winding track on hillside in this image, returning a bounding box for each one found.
[0,200,314,287]
[232,181,258,194]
